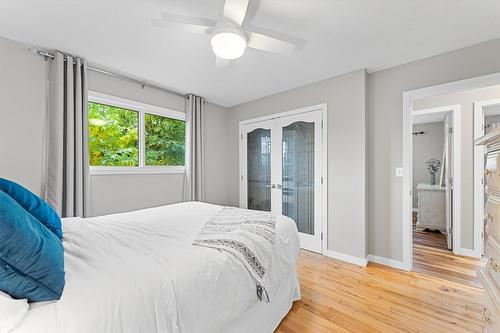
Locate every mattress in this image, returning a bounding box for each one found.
[14,201,300,333]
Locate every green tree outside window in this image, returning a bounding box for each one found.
[88,102,139,166]
[88,101,185,167]
[145,113,185,166]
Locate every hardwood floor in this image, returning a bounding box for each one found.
[276,250,486,333]
[413,226,448,249]
[412,212,485,288]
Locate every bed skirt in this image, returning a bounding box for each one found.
[221,270,300,333]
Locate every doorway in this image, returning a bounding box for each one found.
[239,104,327,254]
[402,75,500,275]
[411,107,462,278]
[412,106,460,248]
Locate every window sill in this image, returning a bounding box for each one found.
[89,166,185,175]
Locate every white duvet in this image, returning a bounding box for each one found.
[14,202,300,333]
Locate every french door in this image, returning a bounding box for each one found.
[240,109,324,253]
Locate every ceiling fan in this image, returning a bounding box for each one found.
[152,0,298,67]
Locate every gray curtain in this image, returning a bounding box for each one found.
[45,52,89,217]
[183,94,205,201]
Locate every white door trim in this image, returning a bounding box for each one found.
[239,103,328,254]
[239,103,327,126]
[402,72,500,271]
[473,98,500,257]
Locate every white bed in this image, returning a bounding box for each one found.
[14,201,301,333]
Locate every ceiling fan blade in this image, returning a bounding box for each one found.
[247,31,296,55]
[151,14,216,35]
[215,57,230,69]
[223,0,249,27]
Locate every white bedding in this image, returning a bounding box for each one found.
[14,202,300,333]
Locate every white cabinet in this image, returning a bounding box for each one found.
[416,183,446,233]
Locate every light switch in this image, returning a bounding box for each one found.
[395,167,403,177]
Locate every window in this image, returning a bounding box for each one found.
[145,113,185,166]
[88,102,139,166]
[88,91,186,174]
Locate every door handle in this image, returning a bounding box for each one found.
[482,307,492,325]
[489,258,500,272]
[265,184,276,189]
[276,184,283,190]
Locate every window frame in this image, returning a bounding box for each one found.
[88,91,186,175]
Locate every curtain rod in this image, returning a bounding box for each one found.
[36,50,185,98]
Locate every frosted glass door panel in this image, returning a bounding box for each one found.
[247,128,271,211]
[282,121,315,235]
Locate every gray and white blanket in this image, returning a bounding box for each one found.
[193,207,276,302]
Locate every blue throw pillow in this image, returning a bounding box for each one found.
[0,190,65,302]
[0,178,62,240]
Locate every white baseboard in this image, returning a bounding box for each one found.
[454,247,480,258]
[367,254,405,270]
[324,250,368,267]
[322,251,407,270]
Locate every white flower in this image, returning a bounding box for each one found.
[426,158,441,174]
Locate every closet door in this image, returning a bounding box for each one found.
[276,111,323,253]
[240,110,324,254]
[240,120,274,212]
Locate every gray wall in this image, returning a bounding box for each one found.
[0,36,231,217]
[412,122,444,209]
[227,69,368,259]
[226,36,500,261]
[89,173,184,215]
[226,37,500,262]
[413,85,500,250]
[367,38,500,261]
[87,71,231,216]
[485,114,500,129]
[0,37,48,196]
[203,102,231,205]
[87,70,186,216]
[6,31,500,263]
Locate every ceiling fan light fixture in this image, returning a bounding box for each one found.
[210,31,247,60]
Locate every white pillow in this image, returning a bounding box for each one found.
[0,291,28,333]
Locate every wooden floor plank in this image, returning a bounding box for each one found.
[412,215,486,288]
[276,226,487,333]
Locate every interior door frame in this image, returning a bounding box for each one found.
[239,103,328,254]
[412,105,462,257]
[402,72,500,271]
[473,98,500,257]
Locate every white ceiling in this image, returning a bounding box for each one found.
[1,1,500,107]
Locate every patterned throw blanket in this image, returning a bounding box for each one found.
[193,207,276,302]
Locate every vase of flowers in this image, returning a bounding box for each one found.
[426,158,441,185]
